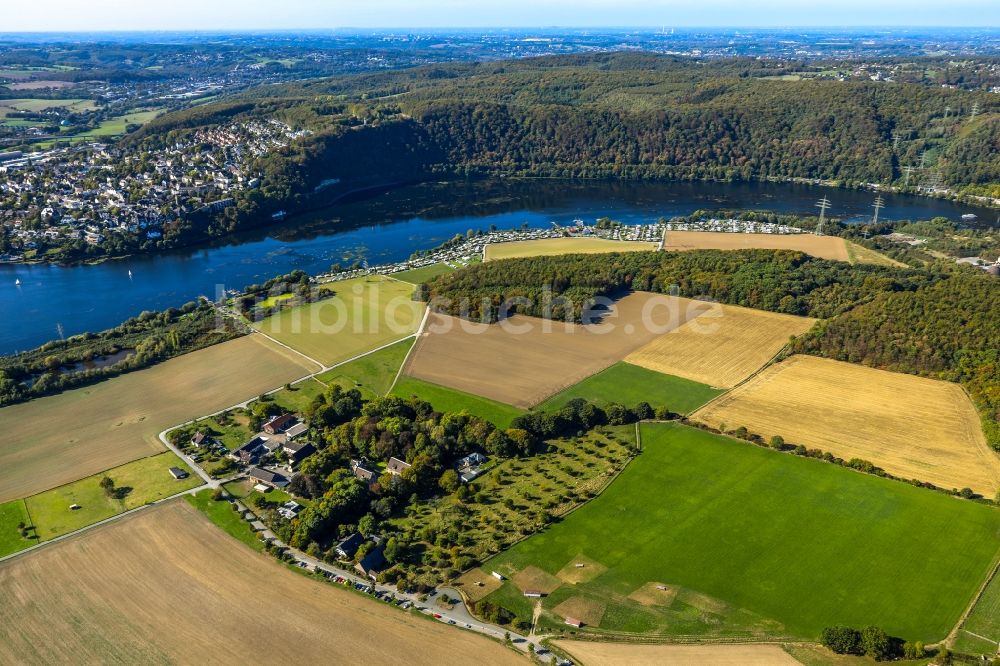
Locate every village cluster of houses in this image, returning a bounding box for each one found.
[664,218,805,235]
[0,119,306,260]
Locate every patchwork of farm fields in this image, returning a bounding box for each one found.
[483,422,1000,641]
[664,230,851,262]
[693,355,1000,496]
[391,376,525,428]
[253,275,423,366]
[535,361,723,414]
[0,335,317,503]
[0,502,520,665]
[484,237,658,261]
[625,303,817,388]
[404,293,713,407]
[0,452,199,556]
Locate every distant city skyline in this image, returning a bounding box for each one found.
[3,0,999,32]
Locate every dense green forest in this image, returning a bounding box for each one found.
[420,250,1000,452]
[129,53,1000,232]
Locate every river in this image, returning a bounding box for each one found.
[1,177,995,355]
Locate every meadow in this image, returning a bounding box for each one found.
[0,501,519,665]
[484,237,658,261]
[391,376,525,428]
[953,569,1000,655]
[0,335,317,502]
[483,422,1000,641]
[404,293,712,407]
[693,355,1000,495]
[535,361,723,414]
[625,303,816,387]
[663,230,850,262]
[253,275,423,366]
[0,98,96,116]
[24,452,200,541]
[318,337,414,396]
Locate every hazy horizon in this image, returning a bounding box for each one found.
[3,0,999,33]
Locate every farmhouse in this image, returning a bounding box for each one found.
[247,466,289,489]
[335,532,365,559]
[523,590,545,598]
[355,539,387,580]
[190,432,209,448]
[263,413,298,435]
[350,459,379,486]
[386,457,412,476]
[457,452,488,483]
[282,440,315,465]
[564,617,584,628]
[284,421,308,440]
[229,436,270,464]
[168,467,189,480]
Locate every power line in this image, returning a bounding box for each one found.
[970,102,981,121]
[902,165,916,186]
[872,195,885,226]
[815,197,832,236]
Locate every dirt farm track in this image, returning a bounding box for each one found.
[0,501,521,666]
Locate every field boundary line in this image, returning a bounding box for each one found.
[249,329,325,372]
[942,552,1000,649]
[688,340,800,418]
[0,487,206,565]
[390,307,430,393]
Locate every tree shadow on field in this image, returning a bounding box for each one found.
[112,486,133,501]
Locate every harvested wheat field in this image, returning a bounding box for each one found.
[484,237,658,261]
[405,293,713,407]
[553,641,802,666]
[625,303,817,387]
[0,501,520,666]
[693,355,1000,495]
[0,335,318,503]
[664,230,850,262]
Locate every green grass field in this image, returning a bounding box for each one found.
[483,422,1000,641]
[318,337,414,396]
[0,98,95,115]
[185,489,264,552]
[535,362,724,414]
[954,569,1000,655]
[392,376,525,428]
[253,275,423,366]
[391,263,455,284]
[22,453,200,541]
[0,500,33,558]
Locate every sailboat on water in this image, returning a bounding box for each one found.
[14,278,20,286]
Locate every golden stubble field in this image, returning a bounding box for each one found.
[693,355,1000,495]
[484,237,658,261]
[664,230,851,262]
[553,641,802,666]
[405,293,713,407]
[0,501,520,666]
[625,303,817,387]
[0,335,319,503]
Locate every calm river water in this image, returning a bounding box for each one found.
[0,178,994,355]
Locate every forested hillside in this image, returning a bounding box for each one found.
[420,250,1000,452]
[133,54,1000,204]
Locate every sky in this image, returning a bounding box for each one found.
[3,0,999,32]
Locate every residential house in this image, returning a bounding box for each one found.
[282,440,316,465]
[456,452,489,483]
[190,431,209,448]
[229,436,269,464]
[277,500,303,520]
[386,457,412,476]
[168,467,189,480]
[350,459,379,486]
[354,538,387,581]
[284,422,308,440]
[335,532,365,559]
[247,466,289,489]
[263,413,298,435]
